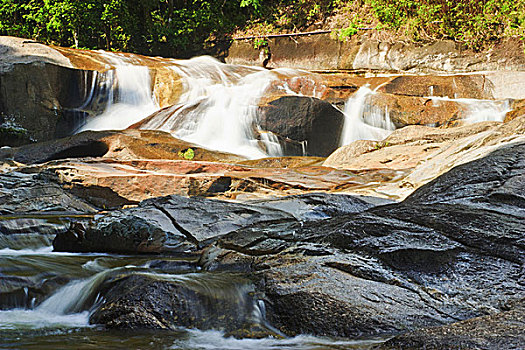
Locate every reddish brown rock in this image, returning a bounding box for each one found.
[376,75,494,99]
[505,99,525,122]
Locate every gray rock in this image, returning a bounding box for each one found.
[380,300,525,350]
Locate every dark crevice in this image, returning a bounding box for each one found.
[152,204,199,245]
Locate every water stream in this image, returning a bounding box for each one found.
[0,246,382,349]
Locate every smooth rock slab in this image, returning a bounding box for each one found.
[53,193,376,254]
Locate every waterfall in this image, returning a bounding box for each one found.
[339,86,396,146]
[78,52,158,132]
[139,56,303,159]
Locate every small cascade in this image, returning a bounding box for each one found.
[340,86,396,146]
[78,52,158,132]
[36,269,111,315]
[427,96,511,123]
[140,56,304,158]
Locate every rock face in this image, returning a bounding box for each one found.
[205,142,524,338]
[53,193,374,254]
[381,300,525,350]
[0,62,93,146]
[324,115,525,199]
[257,96,345,156]
[227,33,525,74]
[54,142,525,344]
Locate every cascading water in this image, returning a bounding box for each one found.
[339,85,396,146]
[140,56,306,158]
[427,96,511,123]
[78,52,158,132]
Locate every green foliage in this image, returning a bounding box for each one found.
[178,148,195,160]
[0,0,523,55]
[374,141,390,150]
[366,0,525,50]
[0,0,257,56]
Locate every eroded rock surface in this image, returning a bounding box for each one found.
[53,143,525,344]
[381,300,525,350]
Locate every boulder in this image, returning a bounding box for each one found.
[376,74,494,99]
[90,273,276,338]
[257,96,345,156]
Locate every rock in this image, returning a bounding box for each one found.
[366,92,465,127]
[0,62,94,146]
[505,99,525,122]
[0,172,96,215]
[324,115,525,200]
[227,34,525,73]
[202,142,525,339]
[381,300,525,350]
[0,274,69,309]
[376,75,494,99]
[0,36,73,70]
[0,171,97,248]
[53,194,295,254]
[257,96,345,156]
[90,273,275,337]
[53,192,378,254]
[0,129,243,165]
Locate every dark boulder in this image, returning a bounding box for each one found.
[257,96,345,157]
[90,272,276,338]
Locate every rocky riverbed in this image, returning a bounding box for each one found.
[1,36,524,349]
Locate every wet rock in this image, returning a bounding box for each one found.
[0,171,97,248]
[0,274,69,309]
[381,300,525,350]
[0,172,96,214]
[53,193,377,254]
[257,96,345,157]
[53,194,294,254]
[90,273,275,337]
[202,142,525,339]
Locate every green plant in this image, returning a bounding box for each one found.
[253,37,268,49]
[178,148,195,160]
[374,141,390,150]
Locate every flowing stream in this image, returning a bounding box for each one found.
[0,245,383,349]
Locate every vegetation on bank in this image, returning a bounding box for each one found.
[0,0,523,56]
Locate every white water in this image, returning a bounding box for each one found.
[427,96,511,123]
[141,56,306,158]
[340,86,396,146]
[172,329,384,350]
[79,52,158,132]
